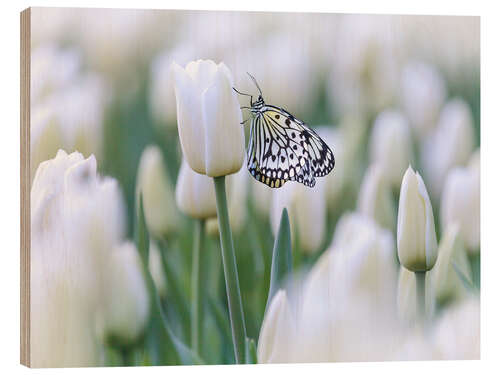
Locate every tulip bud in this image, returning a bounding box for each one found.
[172,59,245,177]
[148,240,167,298]
[175,158,217,219]
[257,290,294,363]
[369,110,413,187]
[429,224,472,305]
[136,145,179,238]
[421,98,475,199]
[397,166,438,272]
[270,181,327,254]
[357,164,396,230]
[400,61,447,139]
[99,242,149,346]
[440,161,480,253]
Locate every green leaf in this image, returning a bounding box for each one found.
[266,208,292,311]
[135,193,149,266]
[134,195,203,366]
[245,337,257,364]
[452,261,477,293]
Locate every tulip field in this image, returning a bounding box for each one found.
[28,8,480,367]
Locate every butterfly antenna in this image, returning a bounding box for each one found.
[247,72,263,96]
[232,87,252,98]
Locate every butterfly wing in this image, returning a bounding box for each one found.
[247,116,288,188]
[248,108,317,187]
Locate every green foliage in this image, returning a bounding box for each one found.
[266,208,292,311]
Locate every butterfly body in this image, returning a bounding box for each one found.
[241,81,335,189]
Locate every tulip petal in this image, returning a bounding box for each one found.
[172,62,207,174]
[201,68,244,177]
[185,59,219,92]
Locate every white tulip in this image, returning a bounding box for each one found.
[172,59,245,177]
[98,242,149,346]
[258,228,404,363]
[270,180,327,254]
[175,158,217,219]
[257,290,295,363]
[149,240,167,298]
[440,161,480,253]
[369,110,413,187]
[400,61,447,139]
[421,98,475,199]
[432,298,480,359]
[136,145,179,238]
[429,224,472,305]
[357,164,396,231]
[31,150,126,367]
[330,212,398,306]
[397,166,438,272]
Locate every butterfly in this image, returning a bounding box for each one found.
[234,73,335,188]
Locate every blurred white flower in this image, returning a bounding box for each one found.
[150,45,195,129]
[149,240,167,298]
[328,15,403,116]
[31,43,81,105]
[229,33,316,116]
[136,145,179,239]
[421,98,475,199]
[440,155,480,253]
[259,222,402,363]
[78,9,174,80]
[98,242,149,346]
[369,110,413,187]
[397,166,438,272]
[257,290,295,363]
[338,115,369,196]
[357,164,396,231]
[202,164,248,235]
[400,61,447,139]
[432,297,480,359]
[270,181,327,254]
[175,158,217,219]
[397,267,417,322]
[31,150,126,367]
[251,179,273,219]
[315,127,346,208]
[396,267,433,322]
[37,73,111,162]
[172,59,245,177]
[330,212,398,306]
[30,106,64,181]
[429,224,472,306]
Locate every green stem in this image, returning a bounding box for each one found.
[191,219,204,355]
[213,176,247,363]
[415,271,426,321]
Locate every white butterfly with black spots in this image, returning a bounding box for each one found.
[235,74,335,188]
